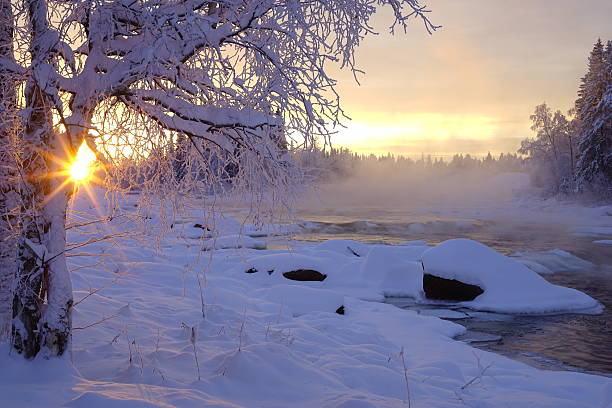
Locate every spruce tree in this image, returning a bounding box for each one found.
[575,39,606,122]
[575,39,612,196]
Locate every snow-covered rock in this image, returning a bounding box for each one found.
[421,239,600,314]
[358,245,426,298]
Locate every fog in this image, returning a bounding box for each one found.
[287,158,612,269]
[297,161,531,220]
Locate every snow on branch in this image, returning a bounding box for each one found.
[36,0,435,145]
[123,89,280,152]
[6,0,436,195]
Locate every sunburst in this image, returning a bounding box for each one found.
[70,141,97,183]
[40,138,104,213]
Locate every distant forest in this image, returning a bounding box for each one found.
[293,147,526,182]
[298,38,611,201]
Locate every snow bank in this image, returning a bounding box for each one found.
[421,239,600,314]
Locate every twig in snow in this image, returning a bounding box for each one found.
[155,327,162,353]
[399,347,412,407]
[73,313,119,330]
[46,232,133,264]
[460,353,493,390]
[73,274,126,307]
[182,323,201,381]
[197,273,206,320]
[238,307,247,352]
[276,302,284,324]
[65,215,119,230]
[346,245,360,257]
[265,322,271,341]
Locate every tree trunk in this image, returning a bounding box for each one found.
[39,138,73,358]
[0,0,19,342]
[12,78,53,357]
[12,83,74,358]
[12,0,73,358]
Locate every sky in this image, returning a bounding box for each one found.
[330,0,612,158]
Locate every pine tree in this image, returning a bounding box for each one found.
[575,39,612,195]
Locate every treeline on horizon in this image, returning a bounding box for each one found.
[293,147,526,181]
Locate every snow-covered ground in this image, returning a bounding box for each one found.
[1,189,611,408]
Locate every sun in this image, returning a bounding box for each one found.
[70,141,97,183]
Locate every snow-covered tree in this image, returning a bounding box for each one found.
[1,0,436,358]
[575,39,612,195]
[518,103,576,192]
[575,39,607,128]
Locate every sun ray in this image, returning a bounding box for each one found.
[41,177,74,207]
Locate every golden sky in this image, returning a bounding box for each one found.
[331,0,612,158]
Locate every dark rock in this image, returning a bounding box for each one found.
[335,305,345,315]
[245,268,258,274]
[423,273,483,301]
[282,269,327,282]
